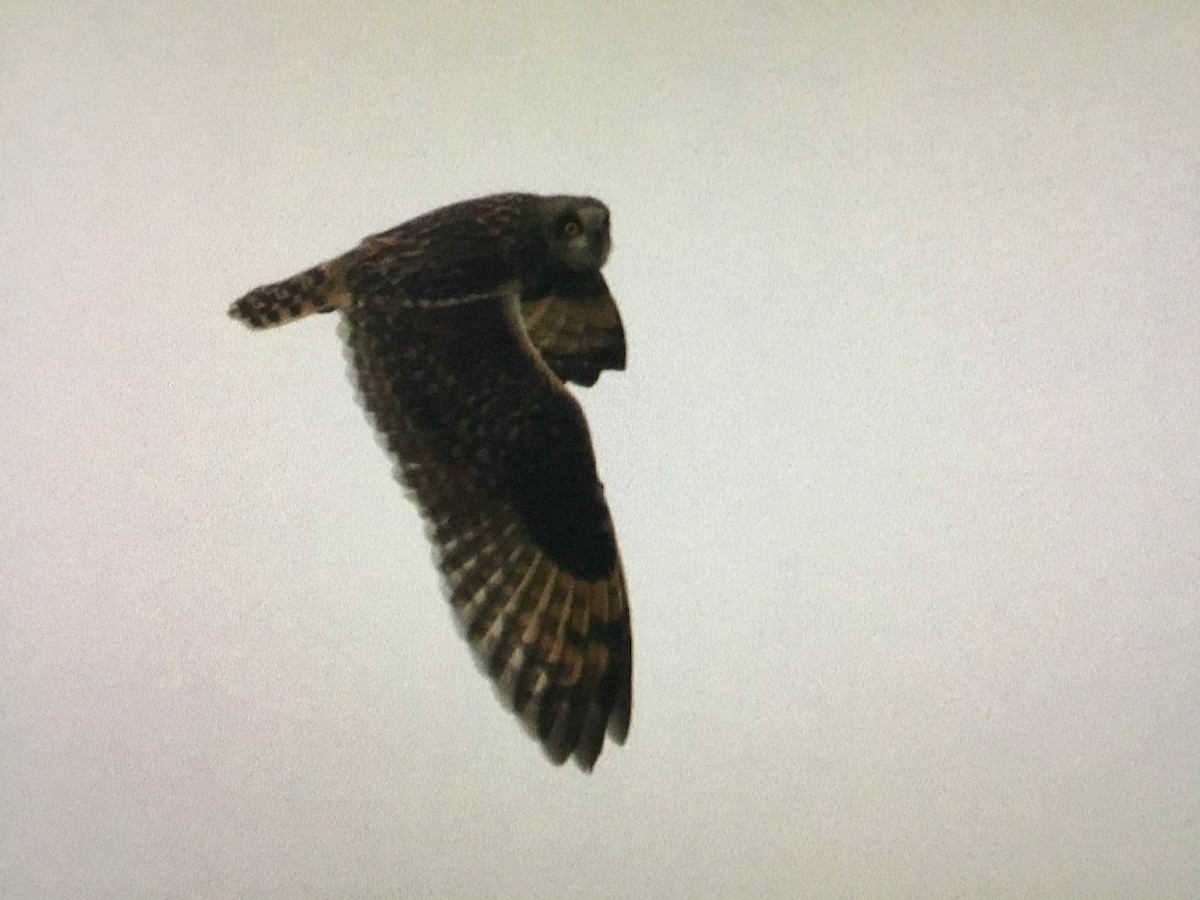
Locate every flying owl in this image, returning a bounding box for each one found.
[228,193,632,771]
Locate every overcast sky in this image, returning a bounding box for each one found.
[3,3,1198,898]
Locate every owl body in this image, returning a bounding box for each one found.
[230,193,631,770]
[354,193,533,304]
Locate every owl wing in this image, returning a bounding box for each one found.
[340,289,631,771]
[520,271,626,387]
[229,195,531,329]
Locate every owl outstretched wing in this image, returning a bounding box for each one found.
[231,196,525,327]
[340,289,632,770]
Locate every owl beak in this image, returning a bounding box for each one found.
[578,207,611,266]
[591,231,611,266]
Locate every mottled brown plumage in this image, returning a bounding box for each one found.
[229,193,631,770]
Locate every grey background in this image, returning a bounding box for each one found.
[3,3,1198,897]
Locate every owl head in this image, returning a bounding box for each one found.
[539,196,612,272]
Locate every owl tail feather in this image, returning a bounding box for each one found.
[228,263,346,329]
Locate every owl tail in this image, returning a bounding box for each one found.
[228,262,347,329]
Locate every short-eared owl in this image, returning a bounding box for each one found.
[229,194,631,771]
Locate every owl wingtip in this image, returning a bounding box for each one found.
[227,299,256,327]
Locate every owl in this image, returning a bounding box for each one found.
[228,194,631,771]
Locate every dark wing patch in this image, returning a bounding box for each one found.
[340,293,631,770]
[520,271,627,387]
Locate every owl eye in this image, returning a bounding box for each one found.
[562,220,582,239]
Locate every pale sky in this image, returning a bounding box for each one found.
[3,3,1199,898]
